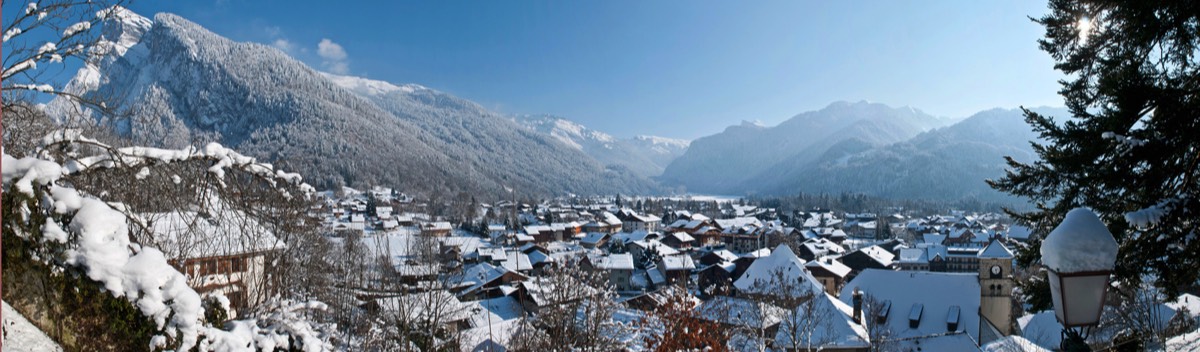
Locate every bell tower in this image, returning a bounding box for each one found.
[978,239,1014,336]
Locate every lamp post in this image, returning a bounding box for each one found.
[1040,208,1119,352]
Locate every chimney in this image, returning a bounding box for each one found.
[852,287,863,323]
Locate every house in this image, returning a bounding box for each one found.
[695,296,788,344]
[797,238,847,261]
[421,221,453,237]
[806,257,852,297]
[696,262,736,294]
[579,232,611,249]
[581,253,636,291]
[616,208,662,232]
[657,254,696,284]
[627,239,680,266]
[151,208,284,317]
[700,249,739,267]
[838,245,895,280]
[841,269,1009,349]
[373,290,474,334]
[733,245,822,298]
[447,262,527,300]
[773,292,871,351]
[661,231,696,251]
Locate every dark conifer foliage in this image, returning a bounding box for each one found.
[989,0,1200,297]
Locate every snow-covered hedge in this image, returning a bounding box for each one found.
[2,138,333,351]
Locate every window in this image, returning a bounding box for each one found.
[231,257,246,273]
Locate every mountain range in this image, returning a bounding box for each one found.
[54,10,669,198]
[52,9,1063,203]
[512,115,689,178]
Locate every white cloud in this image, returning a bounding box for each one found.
[272,38,294,53]
[317,38,349,74]
[318,39,347,61]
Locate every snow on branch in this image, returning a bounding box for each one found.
[39,131,316,195]
[1124,196,1185,230]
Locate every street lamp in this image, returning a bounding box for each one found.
[1040,208,1119,352]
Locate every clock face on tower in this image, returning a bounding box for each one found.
[990,265,1002,278]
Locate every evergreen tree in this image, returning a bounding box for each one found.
[989,0,1200,297]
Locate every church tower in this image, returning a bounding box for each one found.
[978,239,1015,336]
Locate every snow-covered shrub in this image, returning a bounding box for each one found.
[2,135,335,351]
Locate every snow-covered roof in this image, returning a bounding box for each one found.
[146,208,283,260]
[805,257,851,278]
[669,231,695,243]
[499,250,533,272]
[922,233,947,245]
[708,249,739,263]
[740,247,771,258]
[1041,208,1118,272]
[376,290,473,323]
[467,296,523,328]
[592,253,634,271]
[773,293,870,349]
[660,255,696,271]
[1006,225,1034,241]
[978,239,1015,259]
[715,217,762,230]
[696,296,787,329]
[1168,293,1200,319]
[734,245,822,297]
[855,245,895,267]
[982,335,1051,352]
[898,248,927,264]
[631,239,680,256]
[841,269,981,344]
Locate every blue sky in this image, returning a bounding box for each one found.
[121,1,1062,139]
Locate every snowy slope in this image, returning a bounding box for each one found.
[514,115,690,178]
[3,301,64,352]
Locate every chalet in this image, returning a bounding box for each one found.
[656,254,696,284]
[805,257,852,297]
[616,209,662,232]
[580,232,611,249]
[661,231,696,251]
[773,292,871,351]
[838,246,896,280]
[447,262,527,300]
[421,221,453,236]
[797,238,847,261]
[732,248,771,281]
[696,262,736,294]
[151,208,283,317]
[733,245,822,298]
[581,253,635,291]
[627,239,680,267]
[696,297,787,343]
[699,249,739,267]
[375,206,394,219]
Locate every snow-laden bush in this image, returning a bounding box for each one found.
[2,134,334,351]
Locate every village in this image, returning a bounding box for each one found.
[171,186,1181,351]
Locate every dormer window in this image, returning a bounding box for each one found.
[947,305,960,331]
[876,300,892,324]
[909,303,924,328]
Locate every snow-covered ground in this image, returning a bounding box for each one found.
[3,301,64,352]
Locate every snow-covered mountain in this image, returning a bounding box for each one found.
[660,101,948,194]
[54,10,660,197]
[513,115,690,178]
[768,107,1068,202]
